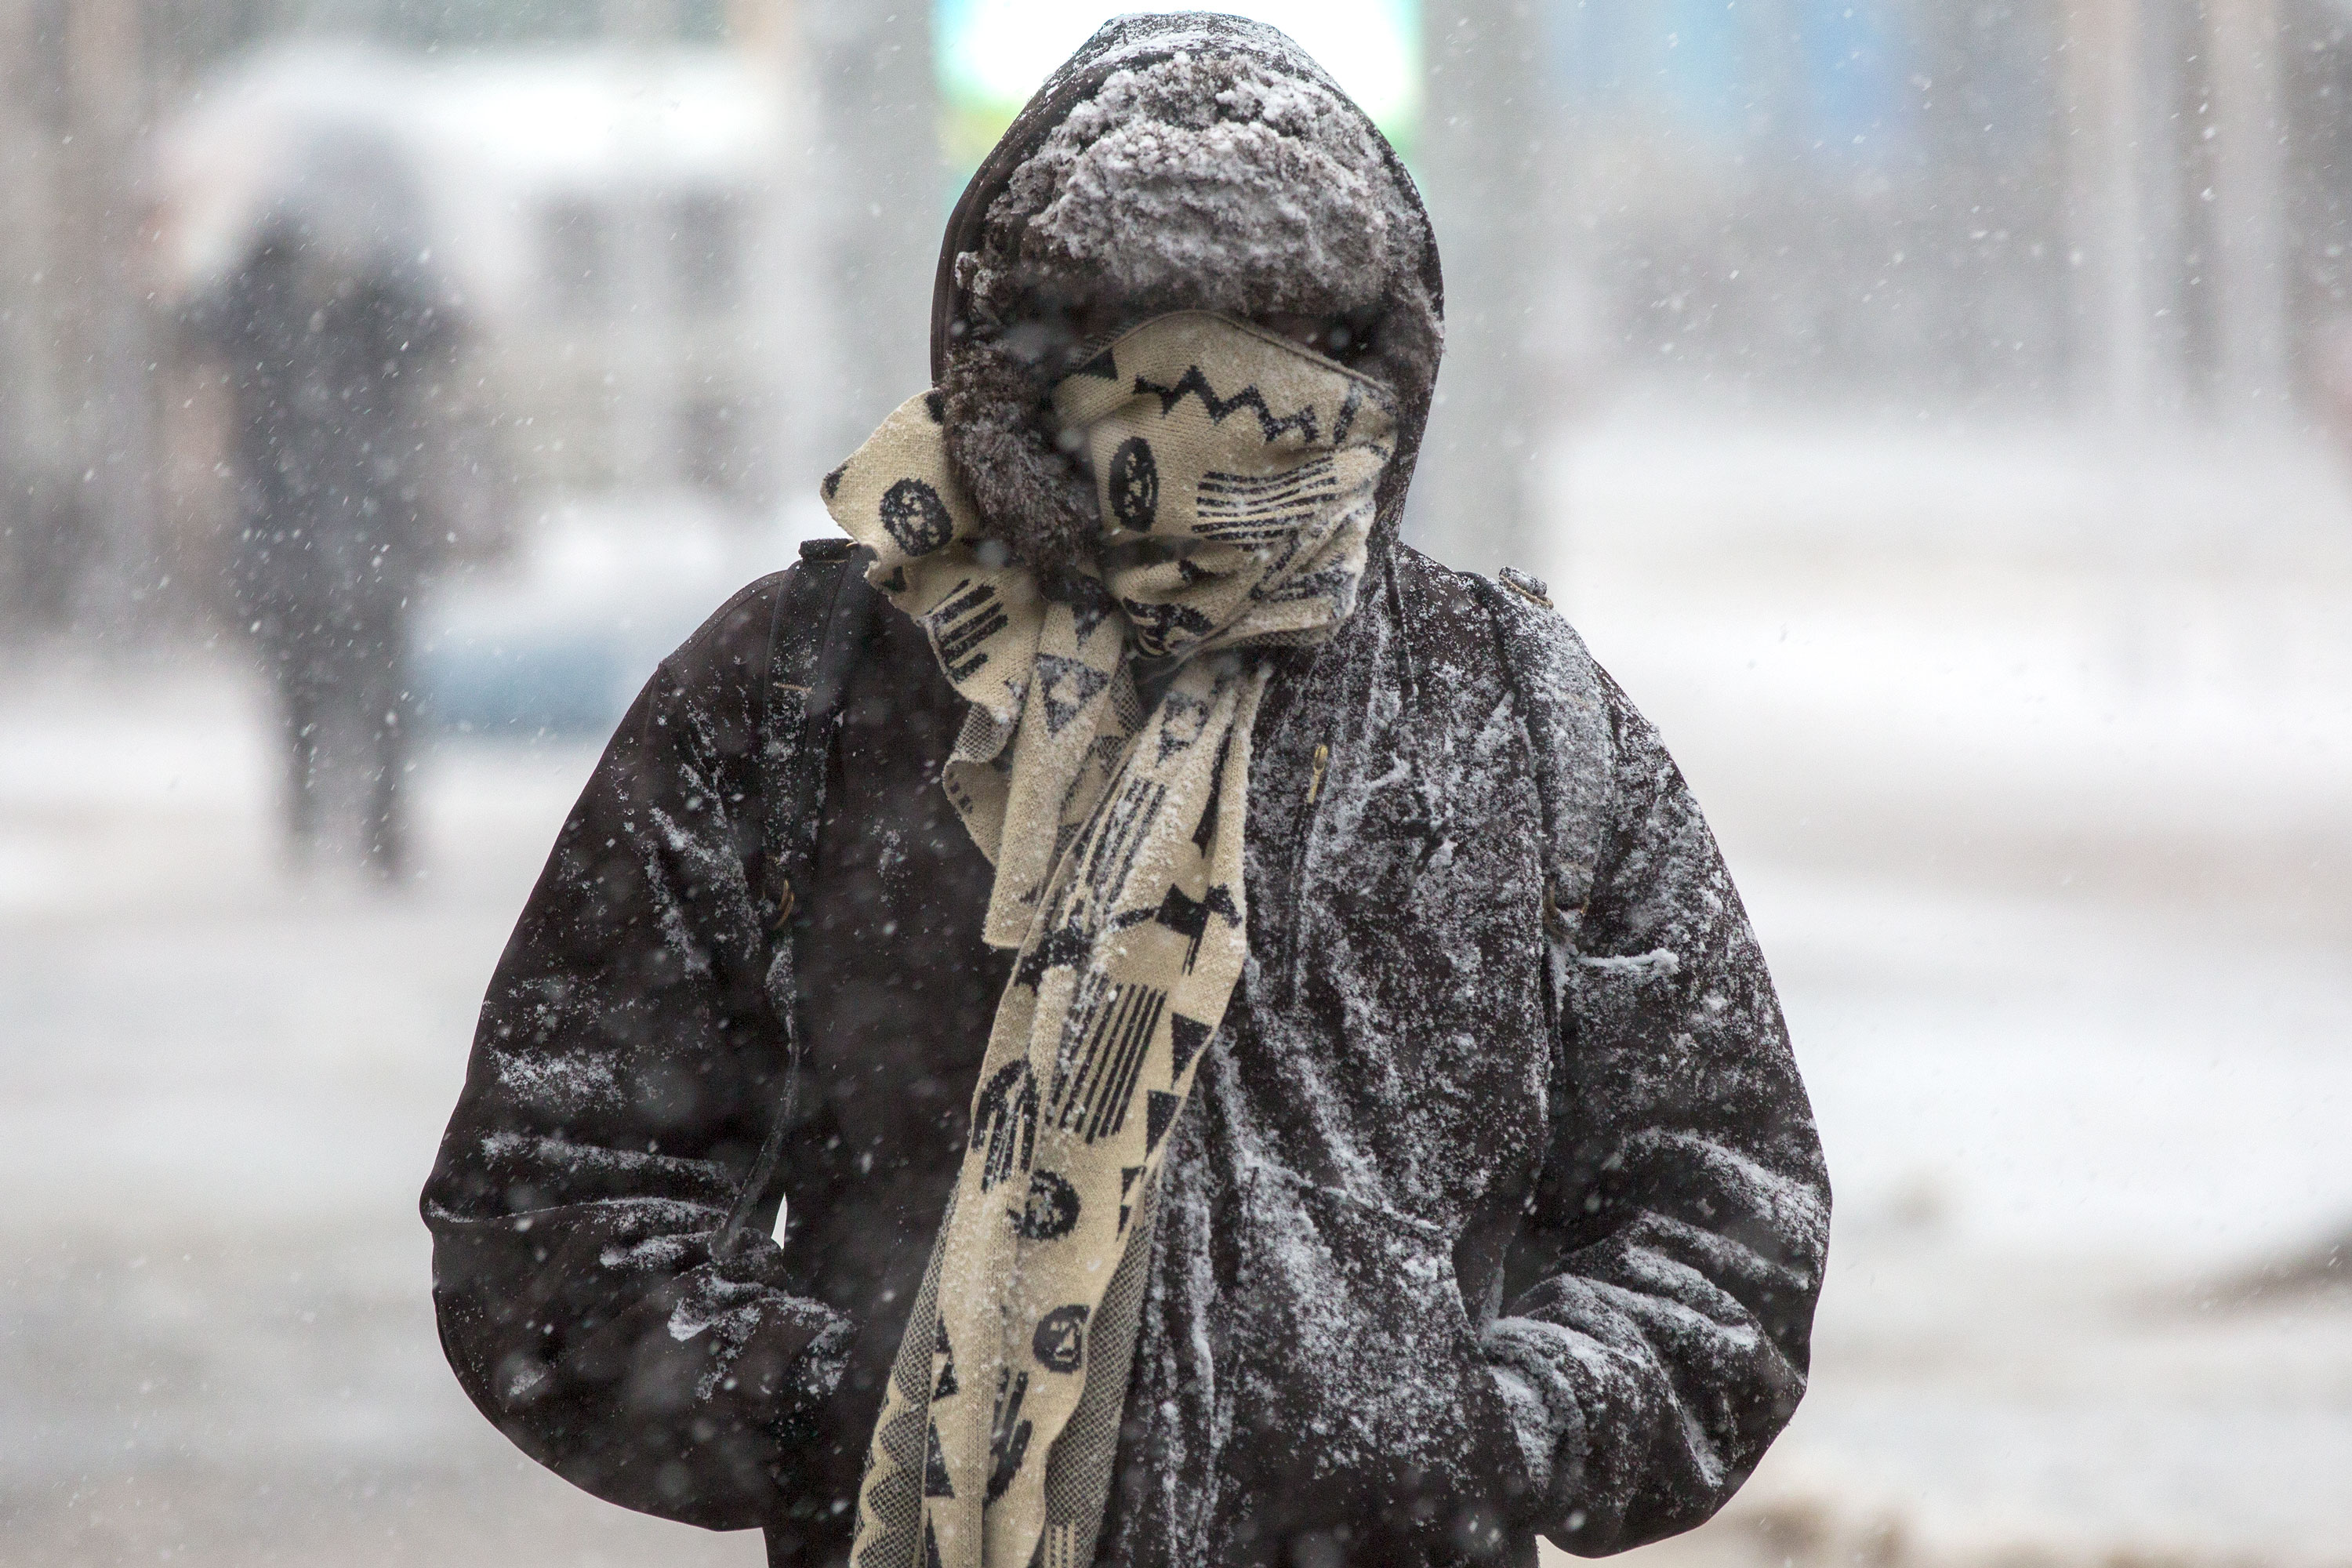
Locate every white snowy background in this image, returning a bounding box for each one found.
[8,0,2350,1552]
[4,407,2345,1566]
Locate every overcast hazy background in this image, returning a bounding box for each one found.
[2,2,2347,1565]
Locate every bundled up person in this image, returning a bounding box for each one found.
[189,130,459,878]
[424,16,1829,1568]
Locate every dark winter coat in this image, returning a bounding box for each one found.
[424,16,1828,1568]
[189,218,453,652]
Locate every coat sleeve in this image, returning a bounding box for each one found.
[420,573,851,1530]
[1486,660,1831,1555]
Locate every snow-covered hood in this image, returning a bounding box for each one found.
[925,13,1445,593]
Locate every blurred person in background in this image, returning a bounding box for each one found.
[185,130,460,879]
[424,15,1828,1568]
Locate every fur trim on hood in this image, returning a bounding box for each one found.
[929,14,1444,594]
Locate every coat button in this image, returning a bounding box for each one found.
[1542,884,1580,938]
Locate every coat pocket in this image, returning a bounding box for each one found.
[1224,1165,1525,1560]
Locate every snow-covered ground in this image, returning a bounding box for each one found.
[2,412,2347,1565]
[1541,408,2352,1568]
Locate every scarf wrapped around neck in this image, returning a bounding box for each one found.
[826,311,1396,1568]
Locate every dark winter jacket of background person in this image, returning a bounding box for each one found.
[187,132,459,872]
[194,180,455,651]
[424,16,1829,1568]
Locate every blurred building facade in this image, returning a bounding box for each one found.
[0,0,811,642]
[0,0,173,635]
[1554,0,2352,423]
[162,42,792,499]
[18,0,2352,640]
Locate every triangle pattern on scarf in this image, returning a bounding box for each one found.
[1118,1164,1145,1232]
[932,1319,959,1402]
[924,1424,955,1499]
[1167,1014,1210,1079]
[1035,654,1109,736]
[1144,1091,1181,1154]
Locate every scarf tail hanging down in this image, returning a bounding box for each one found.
[826,313,1396,1568]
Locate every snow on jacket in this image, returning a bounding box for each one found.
[423,16,1828,1568]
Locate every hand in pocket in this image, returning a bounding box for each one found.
[1227,1165,1530,1561]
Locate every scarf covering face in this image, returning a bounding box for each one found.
[827,312,1396,1568]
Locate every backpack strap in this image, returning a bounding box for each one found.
[715,539,876,1256]
[761,539,879,927]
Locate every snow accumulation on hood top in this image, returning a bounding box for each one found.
[925,12,1446,592]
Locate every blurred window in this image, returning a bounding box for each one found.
[27,0,71,132]
[387,0,604,46]
[539,196,610,320]
[675,0,729,44]
[668,191,742,316]
[681,395,735,495]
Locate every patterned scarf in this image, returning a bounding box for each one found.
[826,312,1396,1568]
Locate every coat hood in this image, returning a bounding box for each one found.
[927,13,1444,595]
